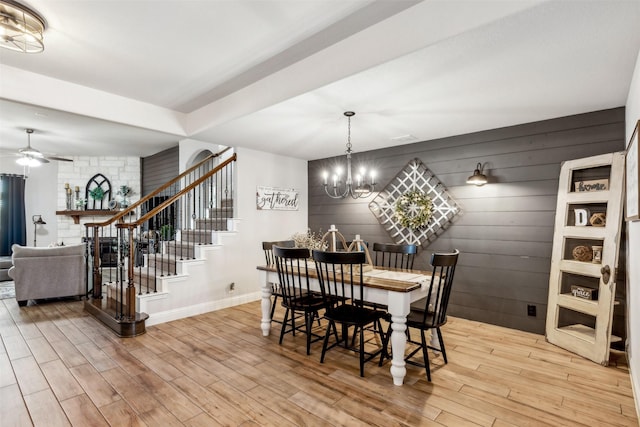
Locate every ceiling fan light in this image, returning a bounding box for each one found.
[0,0,46,53]
[16,156,41,167]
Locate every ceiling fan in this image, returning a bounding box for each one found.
[7,129,73,166]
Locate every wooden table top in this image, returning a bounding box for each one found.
[257,264,431,293]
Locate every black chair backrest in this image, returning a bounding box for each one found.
[262,240,295,266]
[372,243,418,269]
[420,250,459,328]
[273,246,312,305]
[312,249,366,308]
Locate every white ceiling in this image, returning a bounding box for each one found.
[1,0,639,162]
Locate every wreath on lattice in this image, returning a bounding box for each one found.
[394,189,433,229]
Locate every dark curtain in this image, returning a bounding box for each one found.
[0,174,27,255]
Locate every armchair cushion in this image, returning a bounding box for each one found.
[9,244,86,306]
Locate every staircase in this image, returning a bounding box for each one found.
[84,150,239,336]
[105,199,239,321]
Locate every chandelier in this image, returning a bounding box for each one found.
[0,0,46,53]
[322,112,376,199]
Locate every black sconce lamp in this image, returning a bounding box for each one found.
[466,163,488,186]
[32,215,46,246]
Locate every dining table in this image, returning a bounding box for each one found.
[256,262,438,386]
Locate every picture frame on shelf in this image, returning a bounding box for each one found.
[626,120,639,221]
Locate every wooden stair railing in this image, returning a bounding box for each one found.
[84,149,236,337]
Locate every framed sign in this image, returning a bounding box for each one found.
[256,186,299,210]
[574,179,608,192]
[626,120,639,221]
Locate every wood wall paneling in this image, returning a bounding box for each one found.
[308,108,626,335]
[141,146,179,196]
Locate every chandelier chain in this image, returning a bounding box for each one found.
[346,115,352,153]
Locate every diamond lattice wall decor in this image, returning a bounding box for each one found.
[368,158,460,246]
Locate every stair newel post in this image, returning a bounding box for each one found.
[124,224,137,319]
[91,225,102,299]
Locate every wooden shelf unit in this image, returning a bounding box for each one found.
[56,210,116,224]
[545,152,625,365]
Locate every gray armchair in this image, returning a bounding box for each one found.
[8,244,86,306]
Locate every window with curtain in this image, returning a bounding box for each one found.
[0,174,27,255]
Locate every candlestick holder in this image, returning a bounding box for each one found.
[75,188,83,210]
[65,187,73,210]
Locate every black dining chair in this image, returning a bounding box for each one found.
[273,246,329,355]
[362,242,419,313]
[372,242,418,270]
[262,240,296,323]
[312,249,387,377]
[385,249,459,381]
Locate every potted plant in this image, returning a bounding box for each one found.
[159,224,174,241]
[117,185,133,208]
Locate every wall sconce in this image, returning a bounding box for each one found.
[466,163,488,186]
[32,214,46,246]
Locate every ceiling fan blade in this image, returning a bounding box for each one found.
[13,131,73,164]
[46,156,73,162]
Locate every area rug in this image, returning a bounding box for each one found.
[0,281,15,300]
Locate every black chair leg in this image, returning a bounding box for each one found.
[420,329,431,382]
[305,311,313,355]
[436,327,447,364]
[378,319,388,366]
[270,293,279,320]
[359,325,365,377]
[279,308,290,345]
[320,321,336,363]
[379,321,393,365]
[350,325,358,348]
[290,309,297,336]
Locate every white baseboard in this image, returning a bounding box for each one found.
[630,353,640,421]
[144,291,261,326]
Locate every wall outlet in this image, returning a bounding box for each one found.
[527,304,536,317]
[229,282,235,293]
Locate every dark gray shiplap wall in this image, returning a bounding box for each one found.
[141,146,179,196]
[308,108,626,334]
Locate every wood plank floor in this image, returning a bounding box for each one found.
[0,297,637,426]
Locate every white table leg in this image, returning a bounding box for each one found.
[430,328,441,352]
[259,270,272,336]
[387,292,410,386]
